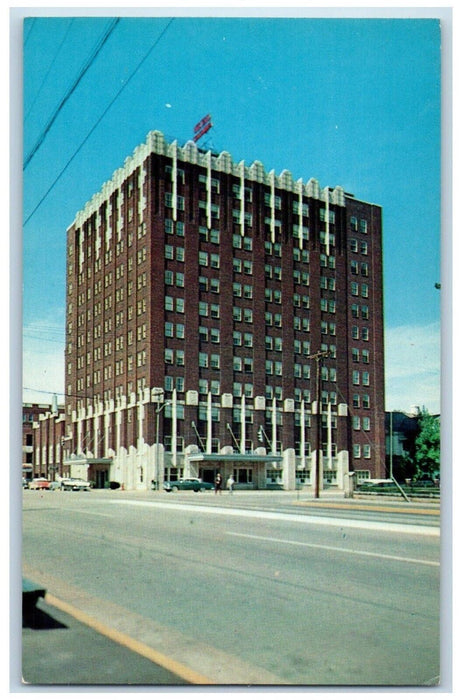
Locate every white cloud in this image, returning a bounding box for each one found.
[385,321,441,413]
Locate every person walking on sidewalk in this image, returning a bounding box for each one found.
[226,474,235,494]
[214,472,222,495]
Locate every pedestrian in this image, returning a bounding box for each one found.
[226,474,235,494]
[214,472,222,495]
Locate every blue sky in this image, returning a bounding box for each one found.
[18,9,445,413]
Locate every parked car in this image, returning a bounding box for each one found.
[163,478,214,492]
[60,478,92,491]
[28,478,50,490]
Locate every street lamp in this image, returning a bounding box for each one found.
[154,399,171,491]
[309,350,330,499]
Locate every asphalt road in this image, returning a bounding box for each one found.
[21,489,440,687]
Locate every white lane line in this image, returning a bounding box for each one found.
[108,499,440,537]
[226,531,440,567]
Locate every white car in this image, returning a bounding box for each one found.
[60,478,92,491]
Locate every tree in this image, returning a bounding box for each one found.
[414,410,440,480]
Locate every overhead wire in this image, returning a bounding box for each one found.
[24,18,75,123]
[23,17,120,170]
[23,17,175,227]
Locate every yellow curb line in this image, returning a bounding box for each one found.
[46,593,214,685]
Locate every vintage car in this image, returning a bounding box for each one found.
[28,478,50,490]
[60,477,92,491]
[163,478,214,493]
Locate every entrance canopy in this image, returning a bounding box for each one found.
[188,453,283,464]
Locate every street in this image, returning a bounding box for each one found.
[21,489,440,686]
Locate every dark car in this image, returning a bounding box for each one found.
[163,478,214,493]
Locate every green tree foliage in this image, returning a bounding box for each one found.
[414,410,440,480]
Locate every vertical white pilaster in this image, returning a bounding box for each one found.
[240,161,246,236]
[207,392,213,453]
[300,400,306,468]
[240,394,246,453]
[172,141,178,222]
[324,186,330,256]
[327,402,332,470]
[272,397,277,454]
[172,389,177,465]
[206,151,212,229]
[297,179,304,249]
[270,170,276,243]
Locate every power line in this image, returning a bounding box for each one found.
[23,18,120,170]
[24,18,75,123]
[23,17,175,227]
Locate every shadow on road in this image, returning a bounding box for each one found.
[23,605,68,630]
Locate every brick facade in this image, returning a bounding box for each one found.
[63,130,385,490]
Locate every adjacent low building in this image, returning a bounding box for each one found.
[61,129,385,490]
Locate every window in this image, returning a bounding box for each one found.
[176,272,184,287]
[172,324,182,339]
[234,357,242,372]
[363,417,371,431]
[353,444,361,458]
[352,370,360,385]
[363,445,371,459]
[211,354,220,369]
[362,327,369,341]
[360,219,368,233]
[199,352,208,368]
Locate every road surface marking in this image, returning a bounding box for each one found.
[45,593,213,685]
[295,501,440,516]
[226,532,440,567]
[112,499,440,536]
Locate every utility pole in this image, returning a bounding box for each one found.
[309,350,330,498]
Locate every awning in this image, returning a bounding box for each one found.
[188,453,283,463]
[63,456,112,467]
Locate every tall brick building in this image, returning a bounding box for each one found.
[64,130,385,490]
